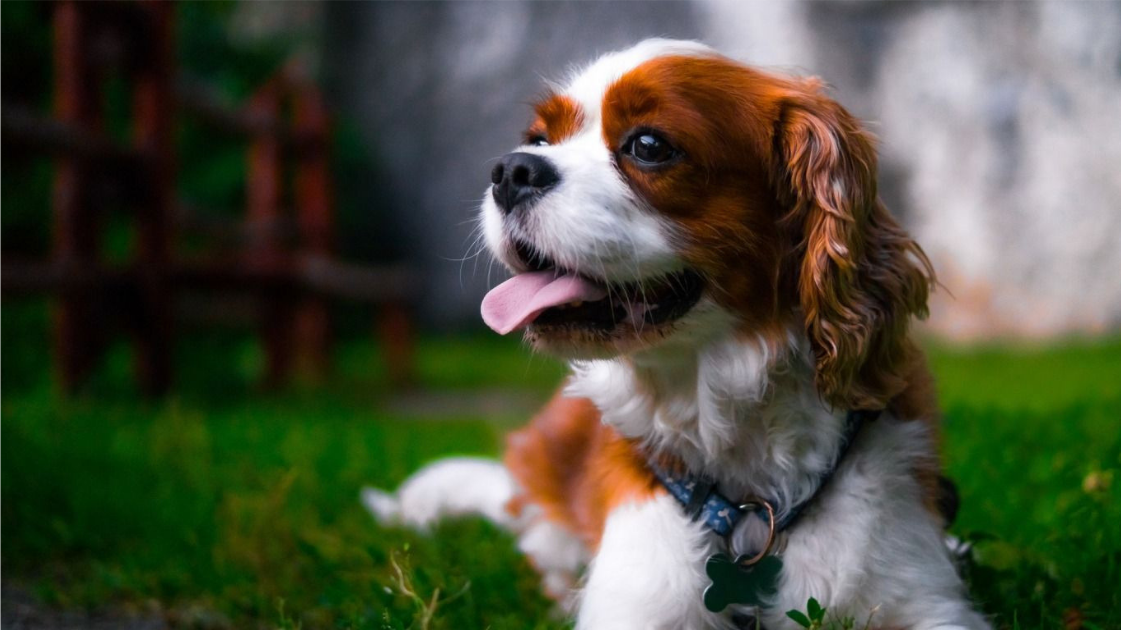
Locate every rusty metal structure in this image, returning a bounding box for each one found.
[1,1,416,395]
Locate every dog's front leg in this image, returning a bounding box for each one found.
[576,494,727,630]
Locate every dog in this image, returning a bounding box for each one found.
[364,39,987,629]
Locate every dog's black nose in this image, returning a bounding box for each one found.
[490,152,560,214]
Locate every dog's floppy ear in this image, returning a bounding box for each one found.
[773,80,934,410]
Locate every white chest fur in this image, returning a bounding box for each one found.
[566,333,848,527]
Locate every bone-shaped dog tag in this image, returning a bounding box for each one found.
[702,552,783,613]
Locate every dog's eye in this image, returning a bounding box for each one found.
[625,132,677,166]
[528,135,550,147]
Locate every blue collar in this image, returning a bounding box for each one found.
[647,409,878,537]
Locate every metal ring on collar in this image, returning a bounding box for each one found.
[734,499,776,567]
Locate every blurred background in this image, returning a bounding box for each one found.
[2,1,1119,629]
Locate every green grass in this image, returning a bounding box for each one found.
[927,337,1121,629]
[2,301,1119,628]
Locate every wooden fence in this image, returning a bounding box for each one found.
[1,1,417,395]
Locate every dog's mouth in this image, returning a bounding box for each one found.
[481,240,704,340]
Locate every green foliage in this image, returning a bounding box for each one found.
[2,302,1120,628]
[786,597,864,630]
[786,597,825,629]
[1,1,53,257]
[789,596,865,631]
[174,1,294,223]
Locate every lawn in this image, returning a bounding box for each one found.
[2,301,1119,629]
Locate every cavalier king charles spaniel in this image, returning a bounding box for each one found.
[365,39,987,629]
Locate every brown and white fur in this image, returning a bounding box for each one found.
[364,39,987,629]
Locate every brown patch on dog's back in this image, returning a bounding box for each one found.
[504,385,661,549]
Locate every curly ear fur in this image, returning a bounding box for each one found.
[775,81,935,410]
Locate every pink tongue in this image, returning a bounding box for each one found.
[481,271,608,335]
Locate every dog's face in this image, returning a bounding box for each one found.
[481,39,933,409]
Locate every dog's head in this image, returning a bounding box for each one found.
[480,39,933,409]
